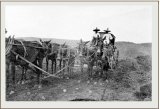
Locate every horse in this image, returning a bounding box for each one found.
[45,42,60,74]
[56,42,69,77]
[111,45,119,68]
[77,38,98,78]
[6,36,51,89]
[67,48,77,77]
[94,35,111,78]
[76,39,90,73]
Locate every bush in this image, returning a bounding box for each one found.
[111,55,151,90]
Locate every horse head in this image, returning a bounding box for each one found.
[39,39,51,55]
[102,44,115,61]
[39,39,51,50]
[96,36,106,56]
[5,36,11,47]
[5,36,15,56]
[90,37,97,47]
[77,39,89,57]
[57,42,69,59]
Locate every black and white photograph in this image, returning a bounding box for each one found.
[2,1,158,108]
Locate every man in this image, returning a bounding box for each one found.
[103,28,116,46]
[93,27,100,38]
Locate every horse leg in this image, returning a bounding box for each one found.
[6,62,10,88]
[70,67,72,77]
[10,62,16,89]
[110,58,113,70]
[87,65,90,79]
[59,59,61,75]
[91,65,94,78]
[54,60,57,74]
[51,60,53,74]
[63,60,65,78]
[24,67,28,83]
[80,59,83,73]
[36,71,41,88]
[67,64,70,77]
[36,59,43,88]
[88,64,92,79]
[21,67,25,84]
[99,66,103,78]
[90,66,92,78]
[46,58,48,72]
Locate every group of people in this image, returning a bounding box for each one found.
[93,27,115,47]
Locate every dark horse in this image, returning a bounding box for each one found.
[96,36,110,78]
[45,42,60,74]
[6,36,51,89]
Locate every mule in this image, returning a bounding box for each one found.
[77,39,90,72]
[94,35,111,78]
[57,42,69,77]
[6,36,51,89]
[77,38,99,78]
[67,48,77,77]
[45,42,60,74]
[102,44,119,70]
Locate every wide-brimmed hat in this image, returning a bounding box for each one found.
[104,28,111,32]
[93,27,100,32]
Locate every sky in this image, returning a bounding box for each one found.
[5,2,152,43]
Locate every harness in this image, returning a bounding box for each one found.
[6,36,13,56]
[6,37,28,60]
[18,40,28,58]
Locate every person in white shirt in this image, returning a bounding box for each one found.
[93,27,100,38]
[103,28,115,46]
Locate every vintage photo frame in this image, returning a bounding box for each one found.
[1,0,159,109]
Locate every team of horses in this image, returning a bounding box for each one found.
[77,35,119,79]
[5,34,119,90]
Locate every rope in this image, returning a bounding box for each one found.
[10,50,60,78]
[10,49,77,79]
[54,58,76,75]
[18,40,27,58]
[80,50,97,64]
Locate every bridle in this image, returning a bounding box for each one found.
[6,36,14,56]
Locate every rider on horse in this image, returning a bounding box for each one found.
[103,28,115,46]
[93,27,100,38]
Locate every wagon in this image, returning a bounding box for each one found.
[98,31,119,70]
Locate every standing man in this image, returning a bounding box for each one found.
[103,28,116,46]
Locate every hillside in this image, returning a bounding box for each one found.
[17,37,151,59]
[115,42,151,59]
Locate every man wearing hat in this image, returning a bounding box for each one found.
[93,27,100,38]
[103,28,115,46]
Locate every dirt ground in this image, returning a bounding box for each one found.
[6,56,152,101]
